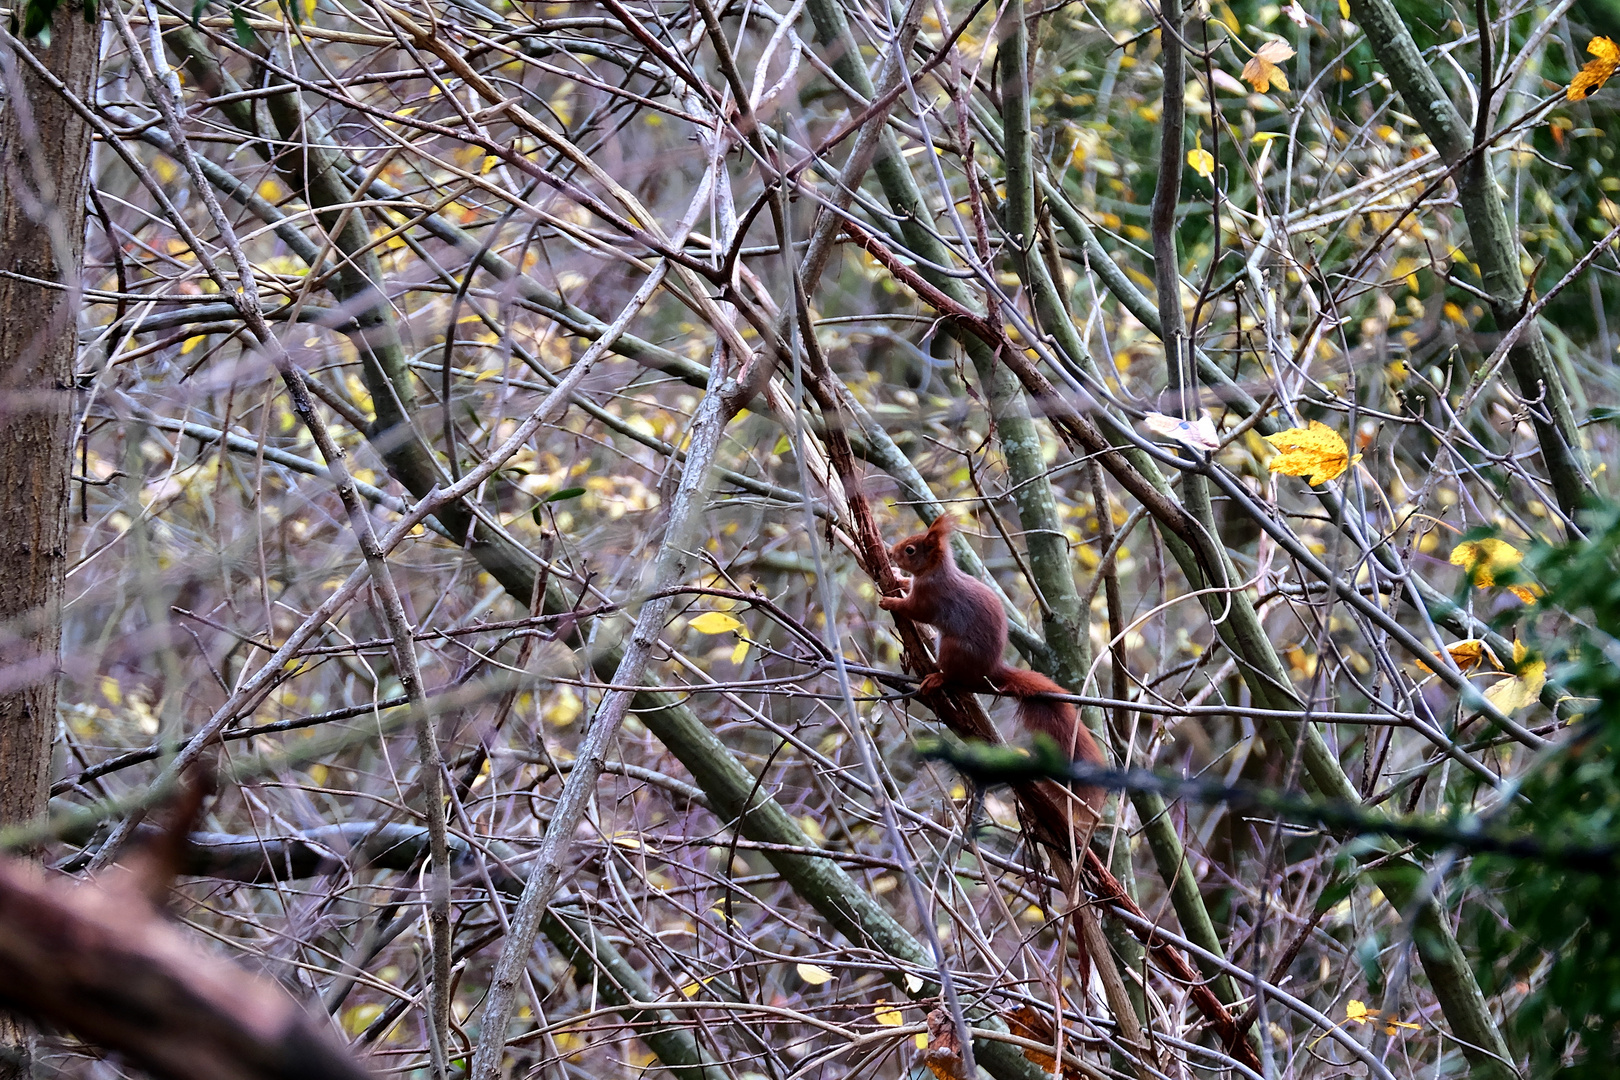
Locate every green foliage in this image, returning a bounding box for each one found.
[13,0,92,43]
[1462,505,1620,1077]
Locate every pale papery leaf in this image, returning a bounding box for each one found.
[795,963,833,985]
[1242,38,1296,93]
[1144,411,1220,452]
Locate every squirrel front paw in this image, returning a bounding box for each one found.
[878,595,903,611]
[917,672,946,695]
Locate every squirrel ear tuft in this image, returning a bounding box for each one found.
[927,515,953,537]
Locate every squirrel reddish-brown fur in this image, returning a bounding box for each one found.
[879,515,1105,783]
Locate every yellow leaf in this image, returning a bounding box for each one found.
[480,155,500,175]
[1569,36,1620,100]
[1338,999,1422,1040]
[798,814,827,845]
[1264,420,1360,484]
[342,1002,384,1036]
[1508,584,1544,604]
[873,1001,905,1027]
[1483,642,1546,714]
[1187,147,1215,180]
[796,963,833,986]
[1338,0,1349,14]
[689,611,744,634]
[1448,538,1523,588]
[730,639,750,664]
[1241,39,1295,94]
[544,685,583,726]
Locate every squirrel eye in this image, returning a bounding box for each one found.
[904,544,915,555]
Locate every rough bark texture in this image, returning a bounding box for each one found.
[0,13,100,1078]
[0,8,99,832]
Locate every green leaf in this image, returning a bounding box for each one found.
[1312,872,1359,914]
[20,0,54,41]
[1354,934,1384,996]
[1586,405,1620,425]
[545,486,586,503]
[230,5,255,45]
[190,0,206,28]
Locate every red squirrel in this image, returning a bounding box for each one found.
[878,515,1105,784]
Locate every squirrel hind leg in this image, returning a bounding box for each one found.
[935,636,1001,687]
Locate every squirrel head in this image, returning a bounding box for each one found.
[889,515,954,575]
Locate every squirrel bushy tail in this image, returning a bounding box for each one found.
[990,665,1103,769]
[990,664,1105,990]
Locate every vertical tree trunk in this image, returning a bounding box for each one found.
[0,8,100,1078]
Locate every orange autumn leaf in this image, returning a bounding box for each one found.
[1416,639,1489,674]
[1569,36,1620,100]
[1005,1005,1089,1080]
[922,1008,966,1080]
[1449,639,1488,670]
[1242,39,1296,93]
[1264,420,1360,484]
[1006,1005,1057,1074]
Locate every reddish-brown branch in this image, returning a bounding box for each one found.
[0,853,373,1080]
[838,221,1201,549]
[838,218,1258,1072]
[1085,849,1259,1066]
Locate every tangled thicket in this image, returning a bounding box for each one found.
[28,0,1620,1075]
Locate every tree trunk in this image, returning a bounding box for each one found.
[0,8,101,1078]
